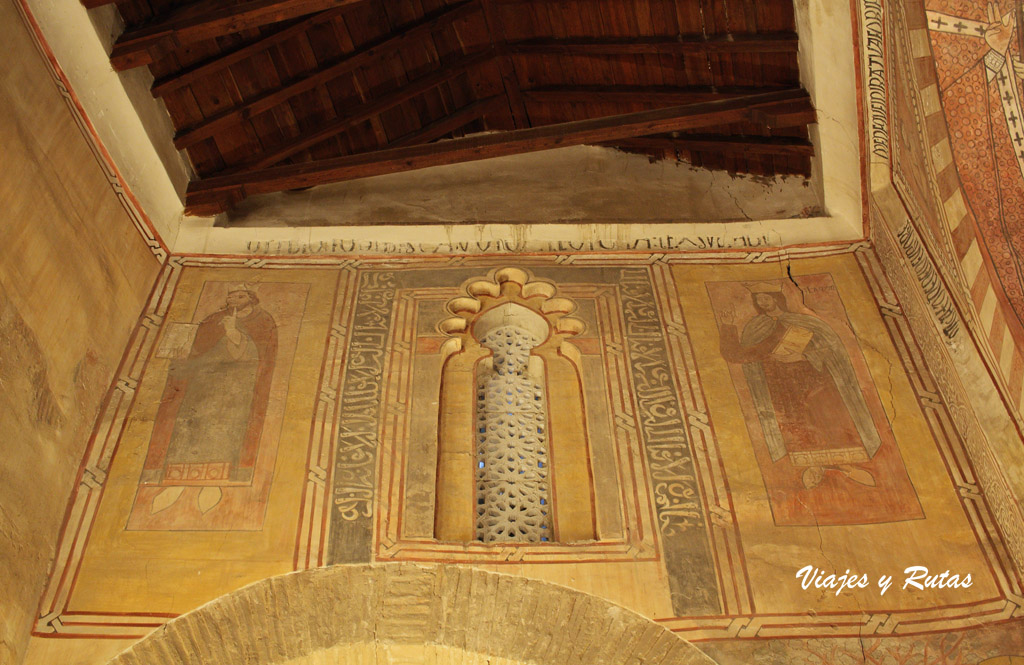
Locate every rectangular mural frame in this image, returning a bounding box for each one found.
[372,282,663,565]
[658,247,1023,640]
[32,257,355,639]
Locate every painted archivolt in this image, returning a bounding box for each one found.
[879,0,1024,574]
[434,267,595,543]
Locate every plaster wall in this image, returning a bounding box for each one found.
[220,145,820,227]
[18,0,187,248]
[20,249,1024,665]
[0,3,162,662]
[864,0,1024,574]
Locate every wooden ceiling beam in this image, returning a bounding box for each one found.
[172,0,482,150]
[186,88,811,214]
[604,133,814,156]
[752,100,818,129]
[522,85,790,106]
[109,0,375,71]
[508,32,798,56]
[388,97,500,148]
[228,48,496,173]
[480,0,529,128]
[150,9,351,98]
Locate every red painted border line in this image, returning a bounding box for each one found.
[34,261,178,626]
[13,0,168,259]
[859,247,1023,596]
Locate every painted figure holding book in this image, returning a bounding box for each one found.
[718,282,882,490]
[141,283,278,498]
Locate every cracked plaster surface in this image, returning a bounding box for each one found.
[219,146,820,228]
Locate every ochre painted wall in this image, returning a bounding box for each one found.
[20,255,1024,665]
[8,0,1024,663]
[0,3,162,663]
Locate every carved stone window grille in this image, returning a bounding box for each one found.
[475,326,552,542]
[435,268,598,544]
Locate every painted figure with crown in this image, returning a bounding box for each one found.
[140,282,278,512]
[718,281,882,491]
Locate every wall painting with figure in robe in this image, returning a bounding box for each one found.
[705,273,922,526]
[127,280,309,531]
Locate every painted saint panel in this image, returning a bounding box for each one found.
[925,0,1024,342]
[127,280,309,531]
[705,274,923,526]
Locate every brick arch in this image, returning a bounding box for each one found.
[106,564,719,665]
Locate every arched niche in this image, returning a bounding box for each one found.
[105,564,721,665]
[434,268,596,543]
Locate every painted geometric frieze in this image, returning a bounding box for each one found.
[700,619,1024,664]
[925,2,1024,332]
[871,0,1024,599]
[884,0,1024,415]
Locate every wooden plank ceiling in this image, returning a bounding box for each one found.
[88,0,815,216]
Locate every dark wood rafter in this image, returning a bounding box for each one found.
[522,85,791,105]
[752,100,818,128]
[388,97,500,148]
[229,48,496,173]
[507,32,798,55]
[603,133,814,156]
[480,0,530,128]
[149,7,354,98]
[109,0,376,70]
[89,0,814,216]
[185,89,812,214]
[171,0,482,150]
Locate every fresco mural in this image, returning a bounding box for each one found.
[706,276,922,525]
[11,0,1024,661]
[926,0,1024,344]
[24,250,1022,665]
[25,266,339,644]
[127,281,308,531]
[700,619,1024,664]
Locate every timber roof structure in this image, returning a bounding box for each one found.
[89,0,815,216]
